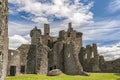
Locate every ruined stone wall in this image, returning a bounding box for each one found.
[28,26,52,74]
[48,50,54,71]
[41,24,55,49]
[58,30,67,41]
[0,0,8,79]
[85,45,94,72]
[79,43,120,73]
[27,22,120,75]
[7,50,20,76]
[92,43,100,72]
[26,45,36,74]
[27,43,50,74]
[28,23,85,75]
[52,41,65,72]
[64,40,83,75]
[50,23,84,75]
[41,35,53,49]
[79,44,101,72]
[17,44,30,74]
[35,43,50,74]
[76,32,83,48]
[100,58,120,73]
[86,45,92,63]
[79,47,86,71]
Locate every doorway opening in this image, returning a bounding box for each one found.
[10,66,16,76]
[49,67,53,71]
[20,65,25,74]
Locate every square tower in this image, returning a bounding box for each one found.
[0,0,8,80]
[44,24,50,36]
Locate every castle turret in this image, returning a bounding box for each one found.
[30,26,41,45]
[68,22,73,32]
[0,0,8,80]
[67,22,74,37]
[44,24,50,36]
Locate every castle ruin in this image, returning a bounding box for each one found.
[7,23,120,76]
[0,0,120,79]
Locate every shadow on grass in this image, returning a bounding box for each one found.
[115,73,120,76]
[117,78,120,80]
[114,73,120,80]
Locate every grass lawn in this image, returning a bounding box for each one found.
[6,73,120,80]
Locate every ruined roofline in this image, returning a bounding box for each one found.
[8,49,17,52]
[105,58,120,62]
[30,22,83,38]
[8,44,30,52]
[19,44,31,47]
[17,44,31,50]
[86,43,97,47]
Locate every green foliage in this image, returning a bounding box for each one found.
[6,73,120,80]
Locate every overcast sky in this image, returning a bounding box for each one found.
[8,0,120,61]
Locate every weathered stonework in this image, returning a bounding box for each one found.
[79,43,101,72]
[36,43,50,74]
[92,43,100,72]
[26,45,36,74]
[1,0,120,77]
[17,44,30,74]
[7,45,31,76]
[26,23,86,75]
[7,50,20,76]
[6,22,120,77]
[99,57,120,73]
[52,41,65,72]
[64,40,83,75]
[0,0,8,80]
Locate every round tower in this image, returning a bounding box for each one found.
[30,26,41,45]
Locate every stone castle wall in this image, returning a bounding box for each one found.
[0,0,119,78]
[17,44,30,74]
[99,57,120,73]
[0,0,8,80]
[27,22,86,75]
[7,23,120,76]
[7,50,20,76]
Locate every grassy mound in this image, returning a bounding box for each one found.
[6,73,120,80]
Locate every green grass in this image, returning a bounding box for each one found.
[6,73,120,80]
